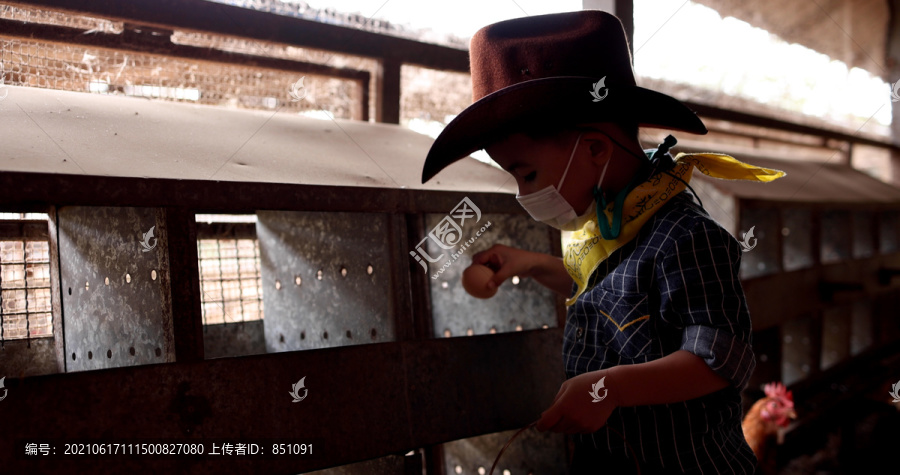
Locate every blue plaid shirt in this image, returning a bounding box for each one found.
[563,188,758,474]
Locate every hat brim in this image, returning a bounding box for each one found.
[421,76,707,183]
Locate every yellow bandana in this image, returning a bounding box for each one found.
[562,152,786,306]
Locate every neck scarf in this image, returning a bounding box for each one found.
[562,152,786,306]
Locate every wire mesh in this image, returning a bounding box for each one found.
[197,238,264,325]
[0,239,52,342]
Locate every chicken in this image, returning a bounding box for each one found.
[742,382,797,473]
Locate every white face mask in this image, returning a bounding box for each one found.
[516,131,613,231]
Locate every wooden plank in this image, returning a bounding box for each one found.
[0,172,526,215]
[46,205,67,373]
[164,207,205,363]
[0,328,564,473]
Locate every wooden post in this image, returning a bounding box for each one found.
[887,1,900,186]
[376,57,402,124]
[165,206,205,362]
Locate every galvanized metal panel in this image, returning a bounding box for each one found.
[256,210,395,352]
[57,206,173,371]
[419,207,575,474]
[423,210,559,338]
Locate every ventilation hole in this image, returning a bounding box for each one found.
[295,276,302,286]
[441,281,449,289]
[515,325,523,331]
[323,331,329,339]
[125,273,131,283]
[455,466,462,474]
[107,349,112,358]
[275,280,281,290]
[88,351,93,359]
[279,334,285,343]
[72,352,76,360]
[542,324,549,329]
[512,276,520,285]
[155,347,161,357]
[466,328,474,336]
[371,328,377,339]
[489,327,497,334]
[346,330,352,338]
[443,329,451,338]
[367,264,373,275]
[129,347,135,356]
[478,467,486,475]
[104,277,109,285]
[151,269,157,280]
[68,287,72,295]
[340,266,347,277]
[316,269,323,280]
[503,470,511,475]
[301,331,306,340]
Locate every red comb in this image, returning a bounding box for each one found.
[763,382,793,402]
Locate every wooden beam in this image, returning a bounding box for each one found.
[4,0,470,72]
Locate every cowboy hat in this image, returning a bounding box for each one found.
[421,10,707,183]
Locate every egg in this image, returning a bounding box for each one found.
[462,263,498,299]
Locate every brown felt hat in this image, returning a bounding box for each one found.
[421,10,708,183]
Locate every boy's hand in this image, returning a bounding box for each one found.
[535,369,619,434]
[471,244,538,291]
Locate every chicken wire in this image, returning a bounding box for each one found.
[197,238,264,326]
[0,240,53,342]
[0,3,375,117]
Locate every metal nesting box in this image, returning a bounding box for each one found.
[0,84,568,474]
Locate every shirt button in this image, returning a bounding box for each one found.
[576,327,584,339]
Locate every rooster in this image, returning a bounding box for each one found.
[742,382,797,473]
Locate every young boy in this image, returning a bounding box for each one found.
[421,10,785,475]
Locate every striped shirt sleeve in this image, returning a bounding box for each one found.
[654,217,756,390]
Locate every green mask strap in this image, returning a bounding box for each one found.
[593,170,644,240]
[586,133,679,240]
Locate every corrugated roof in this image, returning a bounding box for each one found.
[0,86,516,194]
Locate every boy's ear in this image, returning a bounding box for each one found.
[584,133,613,165]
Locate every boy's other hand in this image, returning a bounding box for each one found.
[535,369,619,434]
